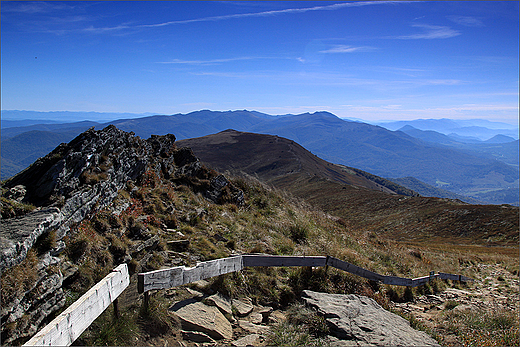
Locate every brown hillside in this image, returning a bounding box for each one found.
[178,130,519,247]
[177,129,415,195]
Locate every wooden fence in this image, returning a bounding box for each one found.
[23,264,129,347]
[138,254,473,294]
[23,254,473,346]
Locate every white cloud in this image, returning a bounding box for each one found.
[423,79,462,85]
[1,2,75,14]
[158,57,258,65]
[319,45,376,54]
[157,56,298,66]
[447,15,483,27]
[395,24,460,39]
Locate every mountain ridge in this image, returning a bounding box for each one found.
[176,129,519,245]
[2,110,518,205]
[177,129,418,197]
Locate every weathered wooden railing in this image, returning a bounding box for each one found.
[23,264,129,347]
[23,255,472,346]
[137,254,473,294]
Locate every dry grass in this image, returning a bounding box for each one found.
[267,303,329,346]
[7,169,514,345]
[444,307,519,346]
[0,196,36,219]
[0,250,39,309]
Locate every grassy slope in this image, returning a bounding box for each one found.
[178,130,519,247]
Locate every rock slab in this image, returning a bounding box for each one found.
[204,292,233,317]
[172,301,233,340]
[233,297,254,317]
[301,290,440,347]
[232,333,261,346]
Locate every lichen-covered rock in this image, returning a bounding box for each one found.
[1,270,65,345]
[232,333,261,346]
[301,290,440,347]
[204,292,233,317]
[232,297,254,317]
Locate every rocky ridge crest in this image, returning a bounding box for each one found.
[0,125,243,344]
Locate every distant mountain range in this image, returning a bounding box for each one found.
[1,110,153,126]
[1,110,518,205]
[397,125,519,168]
[376,118,519,141]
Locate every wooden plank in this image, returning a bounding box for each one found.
[218,255,243,274]
[182,256,244,284]
[138,266,183,293]
[438,272,473,282]
[24,264,129,347]
[326,257,385,282]
[139,256,244,293]
[411,275,433,287]
[382,275,413,286]
[137,254,474,294]
[242,255,327,267]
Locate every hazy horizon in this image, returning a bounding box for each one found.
[2,108,519,128]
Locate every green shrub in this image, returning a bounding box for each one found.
[285,303,329,337]
[34,230,57,255]
[138,295,179,337]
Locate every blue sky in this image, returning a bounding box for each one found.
[1,1,518,124]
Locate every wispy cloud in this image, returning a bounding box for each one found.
[423,79,461,85]
[1,2,75,14]
[83,1,398,33]
[447,15,483,27]
[319,45,376,54]
[190,70,464,90]
[158,57,271,65]
[395,24,460,39]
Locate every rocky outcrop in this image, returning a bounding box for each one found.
[1,125,243,271]
[1,272,65,345]
[0,208,62,273]
[1,125,243,345]
[205,174,244,205]
[301,290,440,347]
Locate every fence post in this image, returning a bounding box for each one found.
[325,255,330,274]
[113,298,120,320]
[144,291,150,312]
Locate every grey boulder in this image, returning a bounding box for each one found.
[301,290,439,347]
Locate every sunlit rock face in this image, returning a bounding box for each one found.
[0,125,243,344]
